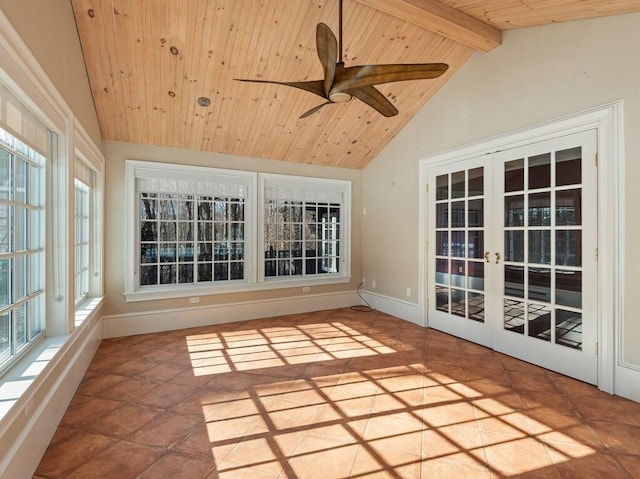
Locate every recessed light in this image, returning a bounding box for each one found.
[197,97,211,107]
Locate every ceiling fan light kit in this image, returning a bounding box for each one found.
[236,0,448,118]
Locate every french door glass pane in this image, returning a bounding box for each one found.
[504,299,525,333]
[436,258,449,285]
[451,231,465,257]
[451,201,465,227]
[528,230,551,264]
[556,147,582,186]
[436,286,448,312]
[505,265,524,298]
[528,153,551,189]
[451,171,465,198]
[468,292,484,322]
[436,175,448,200]
[528,192,551,226]
[556,189,581,225]
[451,260,465,287]
[436,232,448,256]
[451,289,465,317]
[468,199,483,227]
[556,230,581,266]
[528,303,551,341]
[436,204,448,228]
[504,231,524,262]
[528,267,550,302]
[556,309,582,349]
[505,195,524,227]
[468,230,483,259]
[468,262,484,291]
[556,270,582,308]
[504,159,524,192]
[468,167,484,196]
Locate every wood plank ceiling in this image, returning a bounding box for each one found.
[71,0,640,169]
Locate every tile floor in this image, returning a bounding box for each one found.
[34,308,640,478]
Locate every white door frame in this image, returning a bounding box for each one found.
[418,102,625,394]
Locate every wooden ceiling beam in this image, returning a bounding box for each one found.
[354,0,502,52]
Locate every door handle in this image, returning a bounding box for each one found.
[495,252,501,264]
[484,251,490,263]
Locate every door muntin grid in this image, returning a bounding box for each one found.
[502,147,584,349]
[434,167,485,322]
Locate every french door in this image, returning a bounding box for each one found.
[427,130,598,384]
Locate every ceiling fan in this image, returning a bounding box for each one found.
[235,0,449,119]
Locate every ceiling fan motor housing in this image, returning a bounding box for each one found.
[329,91,352,103]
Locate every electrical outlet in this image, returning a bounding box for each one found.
[406,287,411,297]
[189,297,200,304]
[302,286,311,293]
[372,280,376,289]
[362,278,366,286]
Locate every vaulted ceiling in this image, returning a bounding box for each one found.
[71,0,640,169]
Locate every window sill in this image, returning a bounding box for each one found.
[75,296,104,328]
[124,275,351,302]
[0,297,103,425]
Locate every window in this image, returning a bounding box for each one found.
[74,178,90,304]
[126,161,255,299]
[73,158,101,309]
[0,128,46,372]
[125,162,350,301]
[262,174,346,281]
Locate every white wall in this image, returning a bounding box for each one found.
[363,13,640,371]
[0,0,102,147]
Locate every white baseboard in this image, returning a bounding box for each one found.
[359,290,422,326]
[615,363,640,402]
[0,311,103,479]
[103,290,361,338]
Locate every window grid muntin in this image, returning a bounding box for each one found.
[0,131,45,373]
[138,192,246,287]
[264,200,341,279]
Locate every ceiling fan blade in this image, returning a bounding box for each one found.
[299,101,332,119]
[332,63,449,92]
[316,23,337,96]
[235,78,327,100]
[346,85,398,117]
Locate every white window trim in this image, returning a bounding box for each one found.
[124,161,351,302]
